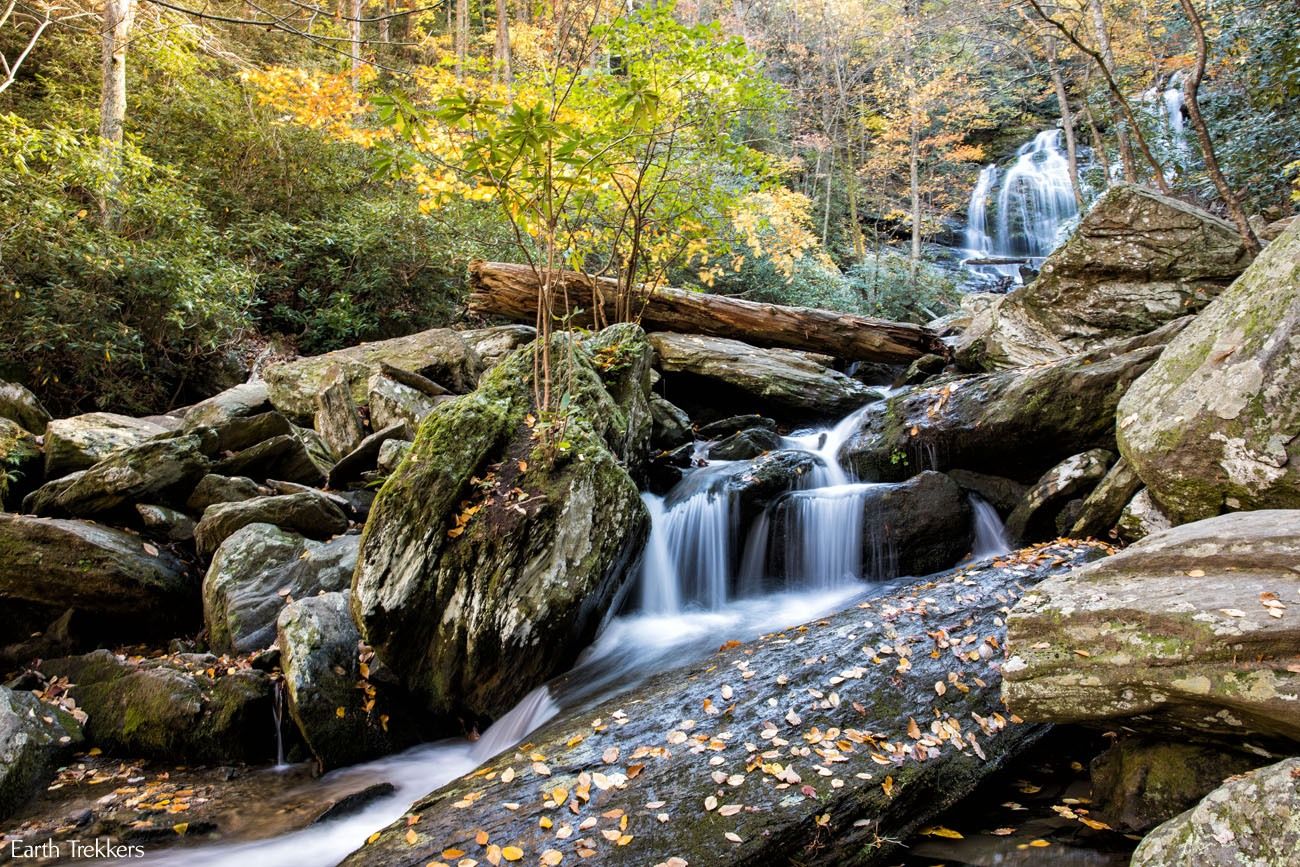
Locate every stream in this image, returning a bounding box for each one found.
[123,399,1008,867]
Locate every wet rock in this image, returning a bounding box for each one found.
[341,541,1108,867]
[1117,219,1300,524]
[29,430,211,518]
[314,368,366,460]
[1004,510,1300,743]
[367,374,440,432]
[0,380,51,436]
[896,352,948,387]
[213,428,334,487]
[327,422,410,489]
[1005,449,1114,543]
[134,504,196,542]
[186,474,266,512]
[203,524,358,653]
[844,321,1186,484]
[947,469,1028,516]
[0,686,83,821]
[648,393,692,450]
[0,514,196,644]
[718,449,822,531]
[1090,737,1262,833]
[38,651,274,763]
[311,782,398,824]
[43,412,168,479]
[707,427,782,461]
[957,184,1252,370]
[1069,456,1144,539]
[649,332,878,419]
[1116,488,1174,543]
[194,491,349,559]
[353,329,650,726]
[278,592,418,770]
[1131,757,1300,867]
[181,381,272,430]
[697,414,777,439]
[264,328,481,421]
[0,418,41,509]
[587,324,656,480]
[460,324,536,373]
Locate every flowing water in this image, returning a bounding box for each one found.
[128,398,989,867]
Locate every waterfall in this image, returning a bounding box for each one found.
[969,495,1011,560]
[964,164,998,256]
[776,484,873,588]
[1142,71,1190,176]
[272,679,288,770]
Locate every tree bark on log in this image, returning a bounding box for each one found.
[341,540,1107,867]
[468,261,946,364]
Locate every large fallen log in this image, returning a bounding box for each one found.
[468,261,946,364]
[341,540,1107,867]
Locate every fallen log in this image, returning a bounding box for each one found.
[340,540,1107,867]
[468,261,946,364]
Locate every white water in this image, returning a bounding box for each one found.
[1142,71,1190,178]
[969,495,1011,560]
[128,400,930,867]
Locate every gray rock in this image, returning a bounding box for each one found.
[194,491,349,559]
[1005,449,1114,543]
[1069,456,1144,538]
[43,412,167,479]
[460,324,536,373]
[946,469,1028,516]
[1117,218,1300,523]
[1117,488,1175,543]
[181,381,271,430]
[204,524,358,653]
[134,503,196,542]
[649,332,878,418]
[708,427,782,461]
[278,592,418,770]
[697,414,777,439]
[327,422,410,489]
[957,184,1252,370]
[353,329,650,724]
[0,686,82,821]
[264,328,481,421]
[38,651,274,763]
[1004,510,1300,743]
[587,324,656,480]
[376,439,411,474]
[314,368,366,460]
[30,430,211,518]
[1132,757,1300,867]
[0,514,196,643]
[367,374,441,432]
[186,474,266,512]
[213,428,334,486]
[208,410,293,454]
[648,393,692,450]
[0,381,51,436]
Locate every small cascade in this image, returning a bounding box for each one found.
[963,164,998,256]
[470,686,558,761]
[272,678,289,770]
[969,495,1011,560]
[776,484,874,588]
[1142,71,1190,176]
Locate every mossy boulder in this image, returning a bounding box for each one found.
[845,322,1185,485]
[38,650,274,763]
[204,524,357,653]
[194,491,349,559]
[1003,510,1300,743]
[278,592,419,770]
[0,380,51,436]
[0,514,196,645]
[0,686,82,821]
[43,412,168,479]
[1131,757,1300,867]
[957,184,1252,370]
[1117,219,1300,524]
[352,328,651,728]
[264,328,482,421]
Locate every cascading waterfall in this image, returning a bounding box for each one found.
[969,495,1011,560]
[963,164,998,256]
[1142,71,1190,177]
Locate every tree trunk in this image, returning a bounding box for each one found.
[904,0,920,285]
[1088,0,1136,183]
[99,0,134,225]
[1175,0,1260,254]
[379,0,391,43]
[493,0,511,85]
[348,0,362,89]
[455,0,468,80]
[1047,38,1085,209]
[469,261,946,363]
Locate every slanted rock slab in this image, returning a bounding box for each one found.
[194,491,349,559]
[43,412,168,479]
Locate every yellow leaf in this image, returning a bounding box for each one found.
[173,823,189,835]
[475,830,490,845]
[922,826,963,839]
[501,846,524,862]
[882,776,894,797]
[336,706,346,718]
[441,849,465,859]
[1028,839,1051,847]
[367,832,382,845]
[1079,817,1111,831]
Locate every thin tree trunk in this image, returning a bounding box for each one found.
[99,0,134,225]
[1175,0,1260,254]
[1087,0,1136,183]
[494,0,511,85]
[1047,38,1085,208]
[904,0,920,284]
[822,149,834,246]
[348,0,362,89]
[455,0,468,81]
[1080,66,1113,183]
[380,0,391,43]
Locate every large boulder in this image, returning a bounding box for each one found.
[38,651,274,763]
[193,491,349,559]
[341,541,1107,867]
[352,329,652,727]
[212,428,333,486]
[0,514,196,644]
[0,686,82,821]
[367,374,441,431]
[845,321,1186,484]
[1004,448,1113,543]
[0,380,51,436]
[186,473,266,512]
[278,592,418,770]
[203,524,357,653]
[29,430,211,518]
[264,328,482,421]
[957,184,1252,369]
[1131,757,1300,867]
[1003,510,1300,743]
[1117,219,1300,524]
[181,381,271,430]
[649,332,878,419]
[43,412,168,479]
